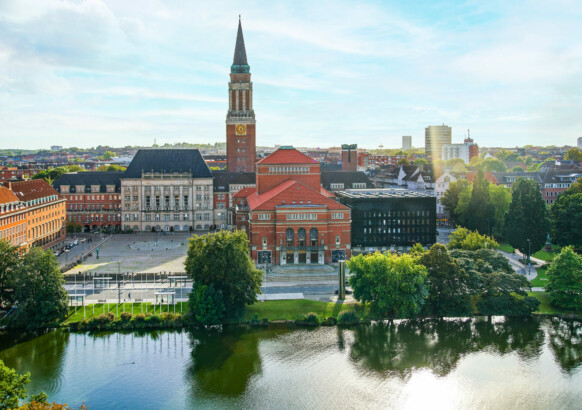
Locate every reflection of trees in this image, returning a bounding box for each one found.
[0,329,69,394]
[187,328,284,398]
[349,317,545,377]
[548,318,582,373]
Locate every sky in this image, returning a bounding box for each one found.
[1,0,582,150]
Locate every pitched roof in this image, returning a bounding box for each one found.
[246,180,349,211]
[123,149,212,179]
[0,186,19,205]
[467,172,499,184]
[233,18,248,66]
[212,171,256,192]
[256,147,318,165]
[320,171,373,190]
[53,171,123,193]
[232,187,256,198]
[7,180,61,202]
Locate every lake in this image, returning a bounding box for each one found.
[1,316,581,409]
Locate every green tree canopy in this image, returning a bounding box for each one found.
[550,193,582,249]
[102,150,115,160]
[489,184,512,238]
[447,228,498,251]
[481,158,507,172]
[0,359,29,409]
[185,230,262,319]
[0,240,19,309]
[545,247,582,311]
[505,178,550,258]
[466,169,495,234]
[564,148,582,162]
[442,180,471,227]
[419,244,472,316]
[12,248,69,328]
[348,252,428,318]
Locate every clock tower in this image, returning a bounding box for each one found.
[226,17,256,173]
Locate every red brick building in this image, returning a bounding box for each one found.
[52,172,122,232]
[0,187,27,251]
[226,18,256,173]
[233,147,351,265]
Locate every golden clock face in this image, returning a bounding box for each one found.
[235,124,247,136]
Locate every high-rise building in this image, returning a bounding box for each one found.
[402,136,412,151]
[226,17,256,173]
[425,125,452,160]
[578,137,582,149]
[442,135,478,164]
[341,144,358,171]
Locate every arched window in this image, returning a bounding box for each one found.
[310,228,318,246]
[262,236,267,246]
[286,228,294,246]
[297,228,306,246]
[336,235,341,245]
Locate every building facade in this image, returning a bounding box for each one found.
[233,147,351,265]
[226,18,256,173]
[53,172,122,232]
[425,124,452,160]
[120,149,213,232]
[402,135,412,151]
[336,188,436,253]
[1,180,66,251]
[442,137,478,164]
[0,187,27,251]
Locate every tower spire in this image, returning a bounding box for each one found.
[232,16,249,73]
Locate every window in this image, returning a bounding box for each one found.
[258,213,270,220]
[286,213,317,220]
[164,214,170,221]
[262,236,267,246]
[174,214,180,221]
[332,213,343,219]
[336,235,341,245]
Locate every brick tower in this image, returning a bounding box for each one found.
[226,17,256,172]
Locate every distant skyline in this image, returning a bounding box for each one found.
[1,0,582,150]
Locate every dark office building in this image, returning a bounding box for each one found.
[336,189,436,251]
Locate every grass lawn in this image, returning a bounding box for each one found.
[533,245,561,262]
[529,291,560,314]
[64,302,189,324]
[498,242,515,253]
[243,299,369,322]
[530,267,548,288]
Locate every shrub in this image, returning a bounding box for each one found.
[321,317,337,326]
[120,312,132,322]
[296,312,320,326]
[337,310,359,326]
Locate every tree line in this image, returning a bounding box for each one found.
[443,170,582,255]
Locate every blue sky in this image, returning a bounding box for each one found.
[1,0,581,150]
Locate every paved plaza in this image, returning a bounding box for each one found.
[63,232,196,275]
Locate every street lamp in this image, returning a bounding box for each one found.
[526,239,531,275]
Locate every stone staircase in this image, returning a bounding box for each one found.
[266,264,342,283]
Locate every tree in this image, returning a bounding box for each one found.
[188,283,226,325]
[505,178,550,259]
[397,158,410,165]
[419,244,472,316]
[414,158,428,166]
[466,169,495,234]
[442,180,471,226]
[545,247,582,311]
[348,252,428,318]
[0,240,19,309]
[12,248,69,328]
[185,230,262,319]
[448,228,498,251]
[450,248,539,315]
[550,193,582,249]
[0,359,29,409]
[564,148,582,162]
[481,158,506,172]
[102,150,115,160]
[65,221,83,233]
[489,184,512,238]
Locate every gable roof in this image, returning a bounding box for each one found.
[0,186,19,205]
[256,147,317,165]
[123,149,212,179]
[320,171,373,189]
[246,180,349,211]
[53,172,123,193]
[7,180,61,202]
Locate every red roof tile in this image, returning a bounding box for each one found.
[6,180,61,202]
[247,180,349,211]
[232,187,256,198]
[257,147,317,165]
[466,172,497,184]
[0,186,19,205]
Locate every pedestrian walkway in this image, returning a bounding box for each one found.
[497,249,538,282]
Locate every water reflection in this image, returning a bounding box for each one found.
[349,317,546,377]
[186,328,284,398]
[548,318,582,373]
